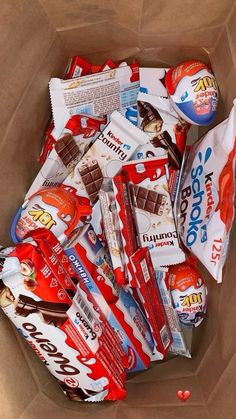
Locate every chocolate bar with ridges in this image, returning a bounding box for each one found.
[79,160,104,203]
[129,183,166,216]
[15,294,70,327]
[54,134,81,168]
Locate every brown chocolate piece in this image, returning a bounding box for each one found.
[129,183,167,216]
[79,160,104,203]
[15,295,70,327]
[59,381,99,401]
[151,130,182,169]
[138,101,163,133]
[55,134,81,168]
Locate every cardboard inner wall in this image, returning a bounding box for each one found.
[0,1,236,418]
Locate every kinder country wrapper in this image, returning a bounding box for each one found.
[169,262,208,328]
[49,63,139,135]
[123,157,185,267]
[177,100,236,283]
[63,111,149,204]
[155,268,191,357]
[165,60,218,126]
[0,238,126,402]
[64,224,153,370]
[11,186,92,244]
[28,114,108,200]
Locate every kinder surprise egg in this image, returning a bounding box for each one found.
[12,186,91,242]
[169,262,207,327]
[165,60,218,125]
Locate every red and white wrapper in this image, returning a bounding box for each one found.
[130,247,172,357]
[0,230,126,402]
[123,157,186,268]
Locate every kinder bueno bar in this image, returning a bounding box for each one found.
[140,68,169,96]
[177,100,236,283]
[49,63,140,134]
[155,268,191,357]
[130,247,172,357]
[99,179,127,286]
[29,113,108,198]
[112,173,138,287]
[64,224,153,370]
[63,111,149,204]
[0,241,126,401]
[123,157,185,267]
[11,186,92,244]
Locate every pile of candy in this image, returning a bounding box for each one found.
[0,56,235,402]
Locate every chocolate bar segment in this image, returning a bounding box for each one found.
[15,294,70,327]
[55,134,81,168]
[150,130,182,169]
[79,160,104,203]
[129,183,167,216]
[138,101,163,133]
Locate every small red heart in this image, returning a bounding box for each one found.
[177,390,191,401]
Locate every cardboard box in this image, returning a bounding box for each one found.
[1,1,236,417]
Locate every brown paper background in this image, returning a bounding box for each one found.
[0,1,236,417]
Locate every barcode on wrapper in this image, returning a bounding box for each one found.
[76,292,95,324]
[141,258,150,282]
[160,325,170,349]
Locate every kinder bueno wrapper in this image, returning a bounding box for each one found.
[123,157,185,267]
[169,262,208,328]
[130,248,172,357]
[0,239,126,401]
[136,93,189,169]
[65,225,153,371]
[177,100,236,283]
[63,111,149,204]
[165,60,218,126]
[11,186,92,243]
[155,268,191,357]
[49,63,140,134]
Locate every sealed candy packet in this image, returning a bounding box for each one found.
[0,232,127,402]
[169,262,208,328]
[122,157,186,268]
[63,111,149,204]
[155,268,191,357]
[165,60,218,126]
[11,186,92,244]
[49,63,140,135]
[177,100,236,283]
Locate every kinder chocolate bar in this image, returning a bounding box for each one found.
[49,62,140,134]
[177,100,236,283]
[40,55,92,164]
[99,178,127,286]
[139,68,169,96]
[112,173,138,287]
[123,157,185,267]
[65,225,154,370]
[0,241,126,401]
[29,113,108,198]
[63,111,149,204]
[155,268,191,357]
[11,186,92,244]
[130,247,172,357]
